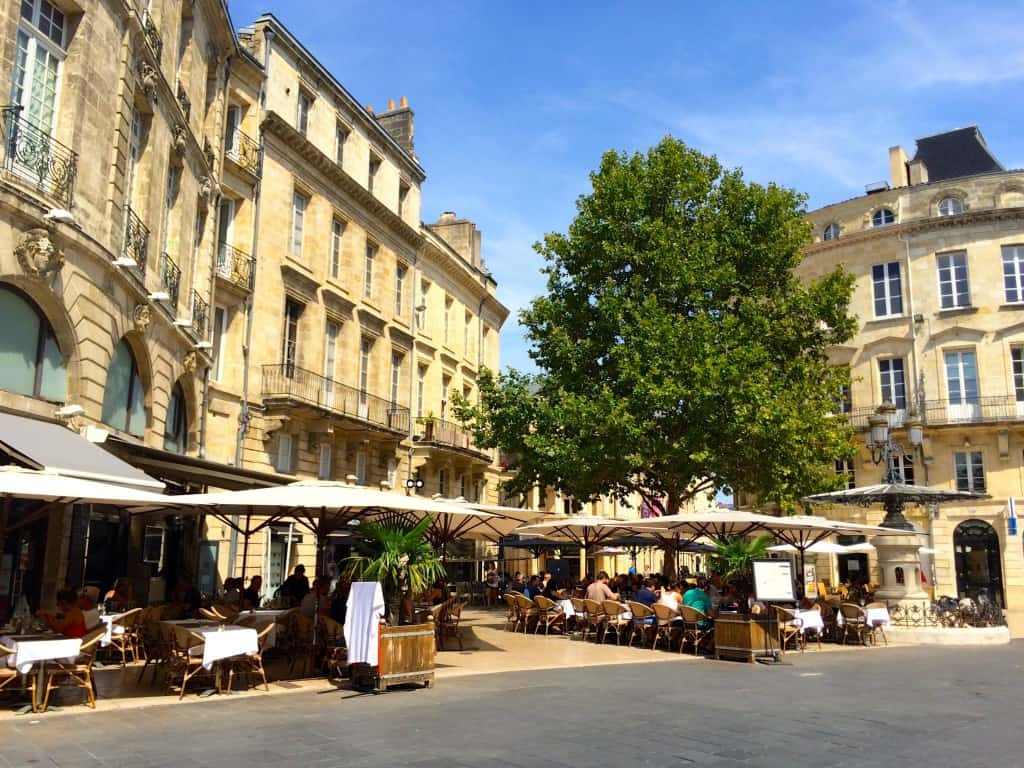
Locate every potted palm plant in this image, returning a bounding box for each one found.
[344,516,446,624]
[709,533,774,596]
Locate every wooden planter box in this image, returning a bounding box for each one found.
[714,615,773,663]
[377,621,436,689]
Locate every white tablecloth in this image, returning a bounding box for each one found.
[187,626,258,670]
[557,599,575,618]
[1,634,82,674]
[99,612,128,647]
[232,611,287,648]
[836,607,891,626]
[796,610,825,636]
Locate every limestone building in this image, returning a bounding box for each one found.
[798,126,1024,609]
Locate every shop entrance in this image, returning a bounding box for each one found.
[954,519,1004,607]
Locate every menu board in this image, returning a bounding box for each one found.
[753,559,795,602]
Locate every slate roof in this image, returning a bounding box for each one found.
[912,126,1004,182]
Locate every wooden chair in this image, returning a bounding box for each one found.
[679,605,714,655]
[581,600,607,642]
[199,607,227,622]
[136,605,172,684]
[502,593,520,632]
[626,601,655,647]
[226,622,275,693]
[281,611,315,676]
[439,600,468,649]
[108,607,143,666]
[513,595,540,634]
[601,600,630,645]
[211,603,240,621]
[167,626,216,700]
[838,603,870,645]
[533,595,566,636]
[40,626,105,712]
[816,601,838,643]
[570,598,588,634]
[865,601,889,646]
[771,605,804,654]
[0,642,35,712]
[651,603,680,652]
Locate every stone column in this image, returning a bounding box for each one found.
[871,533,928,609]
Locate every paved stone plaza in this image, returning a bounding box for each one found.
[2,641,1022,767]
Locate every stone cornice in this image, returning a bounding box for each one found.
[262,111,425,252]
[321,284,356,317]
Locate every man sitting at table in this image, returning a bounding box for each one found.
[523,575,543,600]
[585,571,619,602]
[38,588,87,638]
[634,579,659,607]
[683,578,714,629]
[300,577,331,618]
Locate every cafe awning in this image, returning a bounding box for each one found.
[0,412,163,492]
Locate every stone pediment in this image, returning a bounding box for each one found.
[389,324,413,351]
[927,324,987,346]
[280,261,319,303]
[322,284,356,317]
[357,306,386,338]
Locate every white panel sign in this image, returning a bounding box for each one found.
[753,559,795,602]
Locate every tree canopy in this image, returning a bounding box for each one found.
[456,137,856,515]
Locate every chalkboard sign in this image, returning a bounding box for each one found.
[752,559,795,602]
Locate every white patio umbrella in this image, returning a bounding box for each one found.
[0,465,172,506]
[767,541,854,555]
[513,515,646,579]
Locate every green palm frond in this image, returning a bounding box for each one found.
[710,533,774,583]
[343,515,446,604]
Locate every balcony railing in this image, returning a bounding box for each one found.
[142,9,163,61]
[414,418,490,458]
[176,81,191,121]
[848,396,1024,430]
[192,290,209,338]
[1,106,77,208]
[157,252,181,305]
[262,363,410,434]
[224,128,261,177]
[123,206,149,274]
[216,242,255,291]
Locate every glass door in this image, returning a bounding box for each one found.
[945,350,979,422]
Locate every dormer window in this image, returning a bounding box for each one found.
[872,208,895,227]
[938,197,963,217]
[823,223,840,241]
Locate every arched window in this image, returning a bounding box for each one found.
[0,285,66,401]
[938,197,963,216]
[101,339,145,436]
[163,382,187,453]
[823,223,840,241]
[872,208,895,227]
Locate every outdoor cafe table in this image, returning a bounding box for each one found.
[795,609,825,637]
[836,606,892,627]
[188,626,258,670]
[1,633,81,711]
[231,610,289,647]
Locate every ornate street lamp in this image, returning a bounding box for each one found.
[865,401,924,529]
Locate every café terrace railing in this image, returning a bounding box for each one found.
[1,106,77,208]
[846,395,1024,430]
[224,128,261,177]
[414,417,490,458]
[216,242,256,292]
[262,363,411,435]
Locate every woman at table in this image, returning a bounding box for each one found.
[37,588,87,638]
[104,578,133,612]
[242,575,262,610]
[658,582,683,613]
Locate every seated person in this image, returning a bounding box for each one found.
[242,575,262,610]
[683,578,714,628]
[541,578,562,601]
[634,579,660,607]
[77,586,101,629]
[104,578,133,612]
[585,571,619,602]
[300,577,331,618]
[659,582,683,612]
[222,577,242,607]
[522,575,543,600]
[426,580,448,605]
[38,588,87,638]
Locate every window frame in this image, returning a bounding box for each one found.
[101,339,145,437]
[390,351,403,405]
[0,284,65,401]
[822,222,840,241]
[290,191,307,257]
[363,242,376,299]
[297,90,312,136]
[872,261,903,318]
[12,0,68,137]
[329,218,344,279]
[938,197,963,217]
[1013,346,1024,403]
[163,381,187,453]
[833,459,856,490]
[282,298,303,377]
[954,451,985,493]
[1002,245,1024,304]
[334,122,348,166]
[276,433,294,474]
[211,305,228,383]
[936,250,970,310]
[872,208,896,227]
[368,153,381,195]
[878,357,907,410]
[395,263,407,317]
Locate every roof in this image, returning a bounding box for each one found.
[912,126,1004,182]
[0,412,164,492]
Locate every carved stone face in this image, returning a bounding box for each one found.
[15,228,64,279]
[133,304,151,334]
[183,351,197,373]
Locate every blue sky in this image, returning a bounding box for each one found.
[230,1,1024,375]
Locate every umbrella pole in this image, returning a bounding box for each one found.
[240,513,251,580]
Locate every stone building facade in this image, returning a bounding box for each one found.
[798,127,1024,610]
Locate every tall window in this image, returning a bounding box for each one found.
[297,91,312,135]
[954,451,985,492]
[291,192,307,257]
[163,382,187,453]
[945,349,979,406]
[878,358,906,409]
[444,296,453,344]
[834,459,855,489]
[464,311,472,356]
[211,305,228,383]
[417,279,429,330]
[276,433,293,473]
[416,364,426,417]
[368,154,381,195]
[330,218,344,279]
[890,453,914,485]
[872,208,895,227]
[355,451,367,484]
[837,382,852,414]
[390,351,403,404]
[101,339,145,437]
[334,123,348,165]
[822,223,840,241]
[224,105,241,154]
[937,251,970,309]
[441,373,451,419]
[363,243,375,298]
[318,444,332,480]
[938,197,963,216]
[1013,347,1024,403]
[398,181,409,218]
[1002,245,1024,303]
[395,264,407,317]
[0,285,65,401]
[324,320,340,382]
[358,337,372,417]
[872,261,903,317]
[438,469,448,497]
[126,108,143,211]
[481,326,489,364]
[11,0,66,135]
[162,162,181,255]
[282,299,302,377]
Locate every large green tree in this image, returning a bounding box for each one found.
[457,137,856,515]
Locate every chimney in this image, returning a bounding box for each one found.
[366,104,374,114]
[429,212,483,269]
[889,145,909,188]
[907,158,929,186]
[375,96,415,155]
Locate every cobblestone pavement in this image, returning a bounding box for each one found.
[2,641,1023,767]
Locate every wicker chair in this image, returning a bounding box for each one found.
[651,603,680,652]
[281,611,315,676]
[581,599,607,643]
[513,595,540,634]
[839,603,870,645]
[166,625,215,699]
[136,605,171,684]
[0,642,35,711]
[601,600,630,645]
[108,607,143,666]
[569,598,588,634]
[864,601,889,646]
[40,626,105,711]
[626,601,655,647]
[199,607,227,622]
[679,605,714,655]
[771,605,804,654]
[439,600,468,649]
[226,622,275,693]
[502,593,520,632]
[533,595,566,636]
[817,601,838,643]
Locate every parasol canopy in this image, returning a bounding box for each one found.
[802,483,989,507]
[0,465,173,506]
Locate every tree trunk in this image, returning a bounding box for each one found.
[661,489,681,579]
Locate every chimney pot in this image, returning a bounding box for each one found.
[400,96,408,108]
[366,104,374,114]
[387,98,395,111]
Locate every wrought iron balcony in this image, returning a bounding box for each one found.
[262,363,411,435]
[224,128,261,177]
[123,206,149,274]
[142,9,163,60]
[192,290,209,338]
[1,106,77,208]
[414,418,490,459]
[216,242,255,291]
[176,81,191,121]
[848,395,1024,430]
[157,252,181,305]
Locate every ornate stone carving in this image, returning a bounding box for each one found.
[15,228,64,279]
[182,351,197,373]
[132,303,151,334]
[171,123,187,155]
[198,176,214,207]
[139,62,158,102]
[203,138,215,168]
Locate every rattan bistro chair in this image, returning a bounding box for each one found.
[651,603,680,652]
[533,595,566,636]
[839,603,871,645]
[0,642,35,711]
[40,626,106,712]
[569,598,588,634]
[771,605,804,654]
[626,601,655,647]
[601,600,630,645]
[108,607,143,666]
[581,600,607,642]
[513,595,540,634]
[865,602,889,646]
[679,605,714,655]
[227,622,274,693]
[502,593,520,632]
